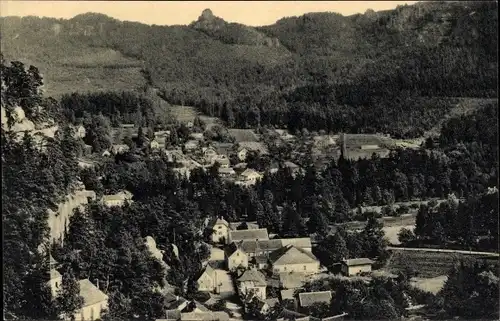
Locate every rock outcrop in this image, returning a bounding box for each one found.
[47,187,96,244]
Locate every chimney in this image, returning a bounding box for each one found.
[96,279,99,290]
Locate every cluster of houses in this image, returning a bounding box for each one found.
[184,218,374,321]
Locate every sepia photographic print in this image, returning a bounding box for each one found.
[1,1,498,321]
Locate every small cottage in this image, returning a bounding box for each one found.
[237,269,267,300]
[340,258,374,276]
[224,242,249,271]
[298,291,332,308]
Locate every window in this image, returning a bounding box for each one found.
[237,252,240,256]
[218,226,222,229]
[304,266,307,270]
[218,232,222,235]
[284,267,287,271]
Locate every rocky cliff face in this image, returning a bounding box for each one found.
[190,8,281,47]
[47,188,96,244]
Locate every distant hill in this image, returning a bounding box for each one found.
[0,1,497,136]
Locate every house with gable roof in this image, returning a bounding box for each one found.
[72,279,109,321]
[340,258,374,276]
[268,245,320,275]
[237,269,267,300]
[211,217,230,243]
[228,228,269,244]
[197,264,219,293]
[224,242,249,271]
[235,168,263,186]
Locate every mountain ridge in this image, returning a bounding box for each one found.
[0,1,496,137]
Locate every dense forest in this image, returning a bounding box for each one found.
[60,91,157,127]
[2,58,82,319]
[1,1,497,136]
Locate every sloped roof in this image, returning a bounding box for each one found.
[280,289,296,300]
[238,141,268,154]
[228,221,260,230]
[280,238,312,249]
[279,272,309,289]
[218,167,235,175]
[180,311,230,321]
[237,269,267,287]
[240,168,261,177]
[269,245,319,266]
[198,264,217,281]
[78,279,108,307]
[298,291,332,307]
[229,228,269,242]
[224,242,245,257]
[342,258,374,266]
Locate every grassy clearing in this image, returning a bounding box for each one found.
[385,250,497,278]
[228,129,260,142]
[410,275,448,294]
[168,105,220,129]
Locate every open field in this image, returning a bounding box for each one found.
[228,129,260,142]
[3,48,146,98]
[411,275,448,294]
[384,225,415,245]
[385,249,499,278]
[168,105,221,129]
[344,133,394,148]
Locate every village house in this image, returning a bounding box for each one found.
[190,132,205,141]
[111,144,130,155]
[235,168,263,186]
[268,245,320,275]
[239,237,312,259]
[197,265,219,293]
[340,258,374,276]
[228,228,269,244]
[164,149,185,163]
[72,279,109,321]
[237,269,267,300]
[257,298,280,315]
[163,292,189,316]
[214,155,230,168]
[154,130,171,138]
[179,311,230,321]
[73,125,86,139]
[298,291,333,308]
[183,140,199,152]
[209,218,261,244]
[218,167,236,178]
[280,289,296,301]
[229,221,260,230]
[150,139,161,149]
[224,242,249,271]
[102,190,133,207]
[211,217,230,243]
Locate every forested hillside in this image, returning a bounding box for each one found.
[1,1,497,137]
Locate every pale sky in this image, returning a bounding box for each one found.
[1,1,417,26]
